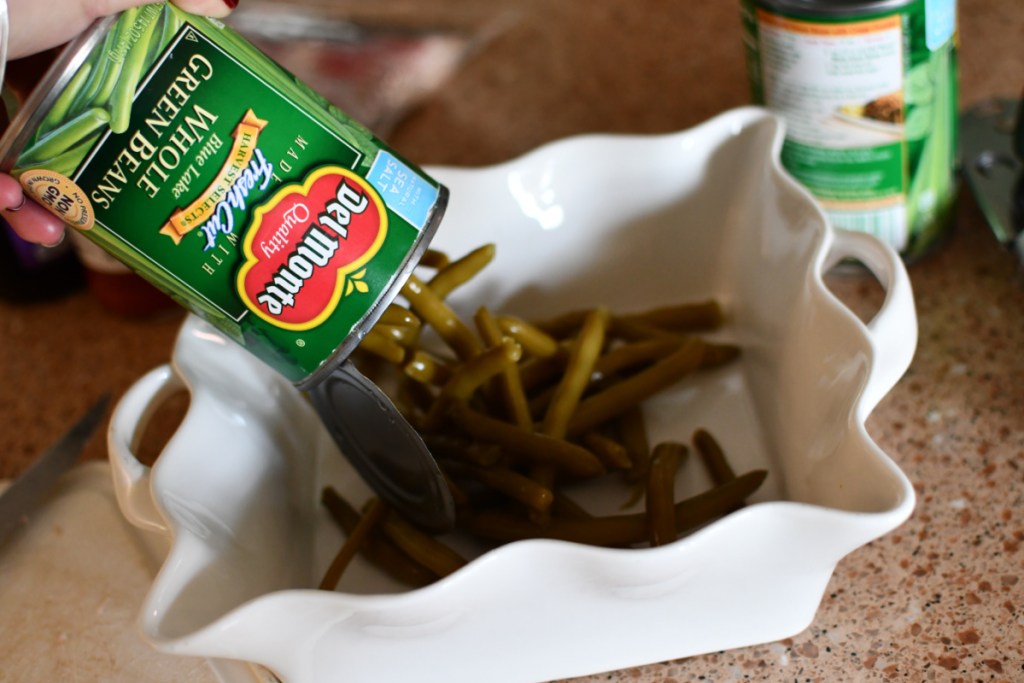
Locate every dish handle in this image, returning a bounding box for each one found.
[824,229,918,418]
[108,364,183,536]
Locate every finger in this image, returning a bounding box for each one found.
[2,201,67,247]
[0,174,26,213]
[97,0,237,19]
[0,174,66,246]
[172,0,237,17]
[7,0,237,60]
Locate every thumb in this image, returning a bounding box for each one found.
[7,0,237,59]
[0,174,66,247]
[171,0,237,18]
[104,0,236,19]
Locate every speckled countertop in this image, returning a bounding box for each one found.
[1,1,1023,681]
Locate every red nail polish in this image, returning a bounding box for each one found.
[223,0,238,7]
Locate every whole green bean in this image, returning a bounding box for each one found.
[149,6,184,58]
[379,509,468,578]
[417,249,451,270]
[592,338,684,380]
[163,7,186,44]
[143,11,170,67]
[38,63,94,136]
[20,108,111,166]
[379,304,422,328]
[319,496,386,591]
[421,435,502,467]
[394,377,435,421]
[401,274,482,361]
[92,7,140,108]
[403,350,453,386]
[359,330,406,364]
[645,442,687,546]
[517,348,570,393]
[582,432,632,471]
[422,339,522,432]
[70,29,119,117]
[449,403,605,478]
[27,134,103,178]
[475,307,533,429]
[461,470,767,546]
[496,315,561,358]
[320,488,436,587]
[701,342,741,368]
[539,309,681,341]
[542,307,609,440]
[608,316,685,342]
[108,8,161,133]
[693,429,736,485]
[428,243,495,299]
[442,460,554,514]
[567,337,705,437]
[618,406,650,482]
[374,323,421,348]
[551,495,594,520]
[618,300,724,332]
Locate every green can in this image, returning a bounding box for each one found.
[741,0,959,259]
[0,3,448,388]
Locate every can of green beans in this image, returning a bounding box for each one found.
[0,3,448,388]
[740,0,958,259]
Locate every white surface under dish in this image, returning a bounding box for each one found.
[108,106,917,683]
[0,463,222,683]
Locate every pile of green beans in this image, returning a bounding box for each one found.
[318,244,767,590]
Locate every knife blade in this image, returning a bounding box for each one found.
[961,96,1024,257]
[0,394,111,547]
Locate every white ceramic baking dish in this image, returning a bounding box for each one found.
[108,107,917,683]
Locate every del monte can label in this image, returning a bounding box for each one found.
[237,166,388,330]
[0,4,447,387]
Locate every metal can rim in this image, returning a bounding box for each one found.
[0,15,117,173]
[748,0,916,18]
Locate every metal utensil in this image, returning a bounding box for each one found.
[961,96,1024,259]
[0,394,110,547]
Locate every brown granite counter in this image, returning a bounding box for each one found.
[1,1,1022,681]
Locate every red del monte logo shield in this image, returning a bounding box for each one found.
[237,166,388,330]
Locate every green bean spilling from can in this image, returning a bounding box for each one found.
[318,244,767,591]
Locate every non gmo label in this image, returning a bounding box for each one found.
[20,169,96,230]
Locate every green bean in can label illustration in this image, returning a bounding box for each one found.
[741,0,959,259]
[0,3,448,387]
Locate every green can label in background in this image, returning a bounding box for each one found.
[741,0,958,258]
[6,4,447,387]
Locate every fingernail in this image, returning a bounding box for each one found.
[43,231,66,248]
[223,0,238,8]
[3,194,26,213]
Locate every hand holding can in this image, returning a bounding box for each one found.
[0,3,448,387]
